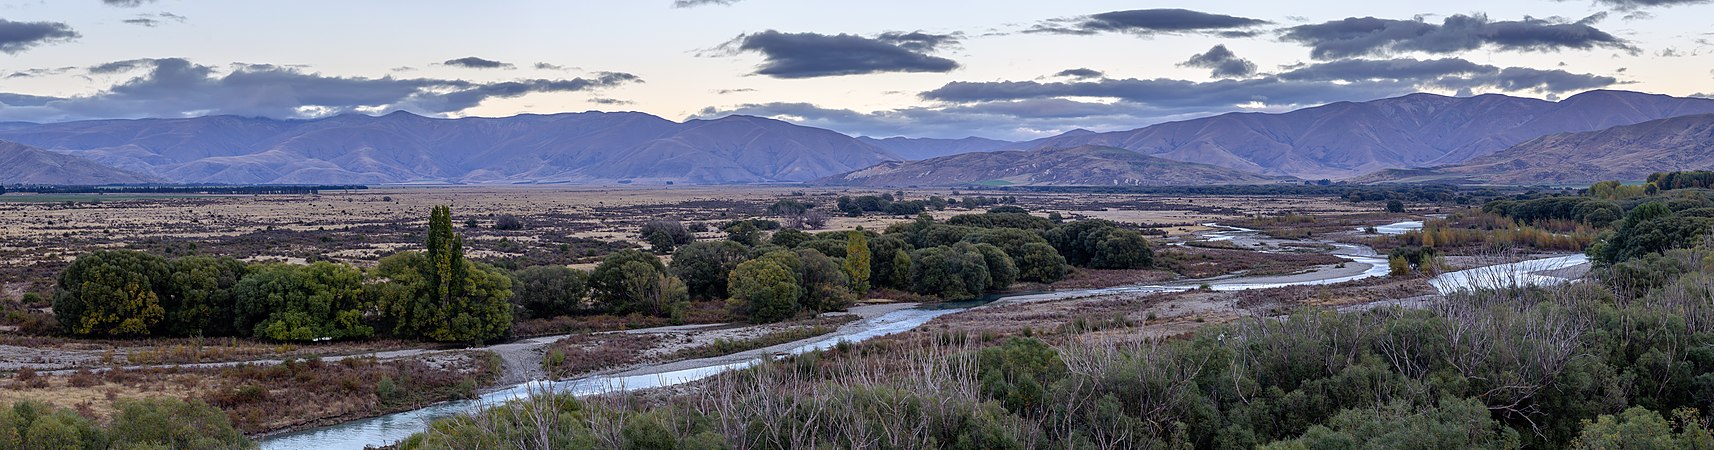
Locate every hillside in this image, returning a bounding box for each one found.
[1357,114,1714,185]
[856,136,1015,160]
[0,140,161,185]
[818,145,1290,187]
[0,112,900,185]
[1021,90,1714,179]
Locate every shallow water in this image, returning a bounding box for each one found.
[1429,254,1589,294]
[1366,220,1424,235]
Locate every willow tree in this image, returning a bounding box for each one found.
[385,206,513,343]
[843,230,872,295]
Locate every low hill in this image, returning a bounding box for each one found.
[818,145,1291,187]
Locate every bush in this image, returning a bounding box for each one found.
[52,249,171,337]
[671,240,753,300]
[589,250,688,317]
[494,214,525,230]
[108,397,254,449]
[509,265,589,319]
[728,255,802,323]
[234,262,374,341]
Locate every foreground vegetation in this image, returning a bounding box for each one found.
[389,173,1714,449]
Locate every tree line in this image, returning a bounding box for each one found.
[52,205,1159,340]
[53,206,513,342]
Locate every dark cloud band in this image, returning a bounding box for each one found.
[1283,14,1634,60]
[0,19,80,54]
[721,30,960,79]
[1030,9,1269,36]
[0,58,640,122]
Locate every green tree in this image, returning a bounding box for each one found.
[1090,229,1152,269]
[970,243,1018,290]
[508,265,588,319]
[1386,200,1406,213]
[52,250,171,337]
[866,235,913,289]
[1013,242,1069,283]
[108,397,255,449]
[382,206,515,343]
[728,257,801,323]
[843,231,872,295]
[724,221,762,247]
[590,250,687,317]
[162,256,248,336]
[1263,398,1520,450]
[796,248,854,313]
[670,240,753,299]
[909,246,991,300]
[769,228,811,248]
[233,262,373,341]
[1573,407,1714,450]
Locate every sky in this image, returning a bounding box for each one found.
[0,0,1711,140]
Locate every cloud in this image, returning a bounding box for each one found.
[442,57,514,69]
[673,0,741,7]
[921,62,1614,107]
[590,97,633,105]
[1556,0,1713,10]
[0,19,80,54]
[102,0,154,6]
[7,66,77,79]
[1282,14,1634,60]
[534,62,571,71]
[0,93,63,108]
[0,58,641,122]
[1179,45,1256,78]
[715,88,757,94]
[1029,9,1269,37]
[695,99,1200,140]
[123,13,187,27]
[1054,68,1104,79]
[715,30,960,78]
[1278,58,1618,93]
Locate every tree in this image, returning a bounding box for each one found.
[843,231,872,295]
[1090,229,1153,269]
[671,240,753,300]
[646,230,677,254]
[1263,398,1519,450]
[1013,242,1069,283]
[728,257,801,323]
[867,235,913,290]
[509,266,588,319]
[162,256,248,336]
[379,206,514,343]
[589,250,686,317]
[52,250,171,337]
[233,262,374,341]
[494,214,525,230]
[639,220,693,247]
[108,397,254,449]
[1386,200,1406,213]
[971,243,1018,290]
[1572,407,1714,450]
[769,228,812,248]
[910,246,992,299]
[796,248,854,313]
[724,220,762,246]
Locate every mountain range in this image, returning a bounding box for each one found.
[1006,90,1714,180]
[819,145,1286,186]
[2,89,1713,186]
[1356,114,1714,185]
[0,112,904,185]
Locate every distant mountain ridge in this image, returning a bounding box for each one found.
[817,145,1289,187]
[0,112,902,185]
[1355,114,1714,185]
[0,140,162,185]
[855,136,1015,160]
[1016,90,1714,179]
[5,89,1713,186]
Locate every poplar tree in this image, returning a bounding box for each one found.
[843,230,872,295]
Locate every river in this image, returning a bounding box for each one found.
[263,220,1577,449]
